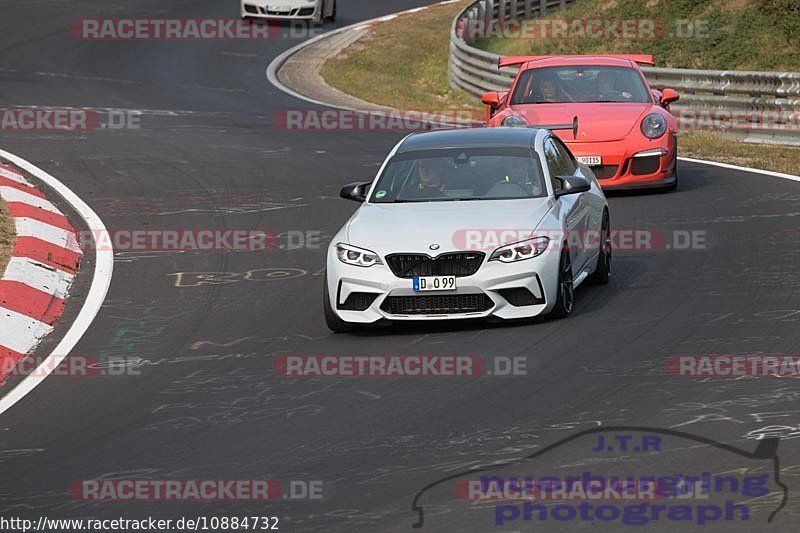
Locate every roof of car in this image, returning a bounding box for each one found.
[397,127,540,153]
[521,56,638,70]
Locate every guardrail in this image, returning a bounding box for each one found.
[449,0,800,144]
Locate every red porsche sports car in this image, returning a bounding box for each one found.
[482,55,680,191]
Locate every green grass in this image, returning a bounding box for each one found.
[0,196,15,277]
[322,0,480,114]
[477,0,800,71]
[679,131,800,175]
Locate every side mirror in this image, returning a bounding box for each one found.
[661,88,679,106]
[554,176,591,198]
[481,91,502,108]
[340,181,371,202]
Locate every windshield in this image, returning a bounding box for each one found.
[510,65,651,104]
[369,147,547,203]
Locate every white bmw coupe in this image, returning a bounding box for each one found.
[324,128,611,332]
[241,0,336,24]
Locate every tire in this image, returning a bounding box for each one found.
[549,247,574,319]
[328,0,337,22]
[587,210,611,285]
[323,274,355,333]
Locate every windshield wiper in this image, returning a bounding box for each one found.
[391,198,482,203]
[436,197,483,201]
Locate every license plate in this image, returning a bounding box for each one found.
[413,275,457,292]
[576,155,602,166]
[270,5,292,11]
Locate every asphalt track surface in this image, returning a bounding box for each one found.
[1,1,800,531]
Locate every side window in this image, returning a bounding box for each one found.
[552,137,576,175]
[544,138,568,190]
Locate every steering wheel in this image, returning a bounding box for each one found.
[486,180,529,197]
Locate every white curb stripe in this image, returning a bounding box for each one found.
[0,149,113,416]
[14,217,82,253]
[0,166,30,185]
[0,186,61,214]
[2,257,74,298]
[0,307,53,355]
[678,156,800,182]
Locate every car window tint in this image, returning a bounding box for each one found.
[552,137,576,175]
[544,138,568,186]
[370,147,547,202]
[511,65,651,104]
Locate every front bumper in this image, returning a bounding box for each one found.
[568,133,677,190]
[326,246,561,324]
[241,2,319,20]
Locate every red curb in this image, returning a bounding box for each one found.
[7,202,73,231]
[0,345,25,384]
[0,160,84,387]
[0,176,46,196]
[0,280,66,325]
[11,237,82,274]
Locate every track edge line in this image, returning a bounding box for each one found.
[678,156,800,182]
[0,148,114,416]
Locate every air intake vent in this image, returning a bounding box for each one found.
[385,252,484,278]
[380,294,493,315]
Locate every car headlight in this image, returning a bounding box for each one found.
[641,113,667,139]
[489,236,550,263]
[502,115,528,128]
[336,243,382,267]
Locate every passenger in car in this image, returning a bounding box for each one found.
[505,158,545,197]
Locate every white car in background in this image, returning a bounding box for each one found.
[324,127,611,332]
[241,0,336,24]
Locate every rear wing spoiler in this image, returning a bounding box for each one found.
[498,54,655,69]
[543,116,579,140]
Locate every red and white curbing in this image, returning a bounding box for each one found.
[0,163,83,380]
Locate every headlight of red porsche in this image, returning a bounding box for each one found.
[641,113,667,139]
[502,115,528,128]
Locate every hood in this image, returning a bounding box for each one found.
[510,102,652,142]
[345,199,554,256]
[271,0,317,5]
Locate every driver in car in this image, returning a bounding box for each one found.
[597,70,632,101]
[405,159,448,199]
[539,78,559,103]
[504,158,544,196]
